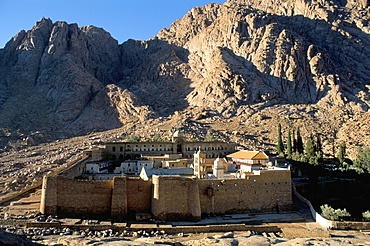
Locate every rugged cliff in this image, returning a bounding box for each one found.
[0,0,369,157]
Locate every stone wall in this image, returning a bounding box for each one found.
[152,176,201,221]
[58,157,90,179]
[111,177,127,219]
[151,170,292,221]
[126,177,152,215]
[41,170,292,221]
[199,170,292,215]
[41,175,152,220]
[41,176,113,218]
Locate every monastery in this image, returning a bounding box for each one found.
[40,134,292,221]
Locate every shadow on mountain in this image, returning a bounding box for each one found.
[118,38,192,117]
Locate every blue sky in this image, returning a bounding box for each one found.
[0,0,225,48]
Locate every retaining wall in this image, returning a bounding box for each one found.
[293,186,370,230]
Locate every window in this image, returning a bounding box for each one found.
[120,146,123,152]
[112,147,116,152]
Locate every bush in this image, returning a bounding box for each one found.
[363,210,370,221]
[125,134,141,142]
[204,134,216,142]
[320,204,351,221]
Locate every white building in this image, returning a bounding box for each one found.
[85,162,110,174]
[114,160,154,175]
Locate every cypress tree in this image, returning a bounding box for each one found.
[276,123,284,156]
[338,141,346,165]
[306,137,315,159]
[296,126,304,154]
[316,134,323,156]
[287,130,292,159]
[292,128,297,153]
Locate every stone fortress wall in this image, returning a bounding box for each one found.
[40,169,292,221]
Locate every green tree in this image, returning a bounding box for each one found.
[320,204,351,221]
[296,126,304,154]
[292,128,297,153]
[287,130,292,159]
[316,134,323,156]
[204,134,216,142]
[153,134,162,142]
[305,137,316,164]
[338,141,346,165]
[353,147,370,173]
[125,134,141,142]
[276,123,284,156]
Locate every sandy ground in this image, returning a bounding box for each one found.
[2,191,370,245]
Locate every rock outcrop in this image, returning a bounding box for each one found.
[0,0,369,155]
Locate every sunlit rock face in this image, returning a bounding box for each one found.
[0,0,369,153]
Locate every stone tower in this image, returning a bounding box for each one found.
[213,157,225,179]
[193,149,207,179]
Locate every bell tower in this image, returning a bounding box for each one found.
[194,149,207,179]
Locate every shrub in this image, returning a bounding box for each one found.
[363,210,370,221]
[320,204,351,221]
[125,134,141,142]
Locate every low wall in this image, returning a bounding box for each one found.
[25,222,281,234]
[293,186,370,230]
[58,157,89,179]
[292,186,333,229]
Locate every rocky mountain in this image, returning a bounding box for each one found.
[0,0,369,158]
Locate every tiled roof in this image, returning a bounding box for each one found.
[227,150,268,160]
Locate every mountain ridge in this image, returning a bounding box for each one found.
[0,0,369,157]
